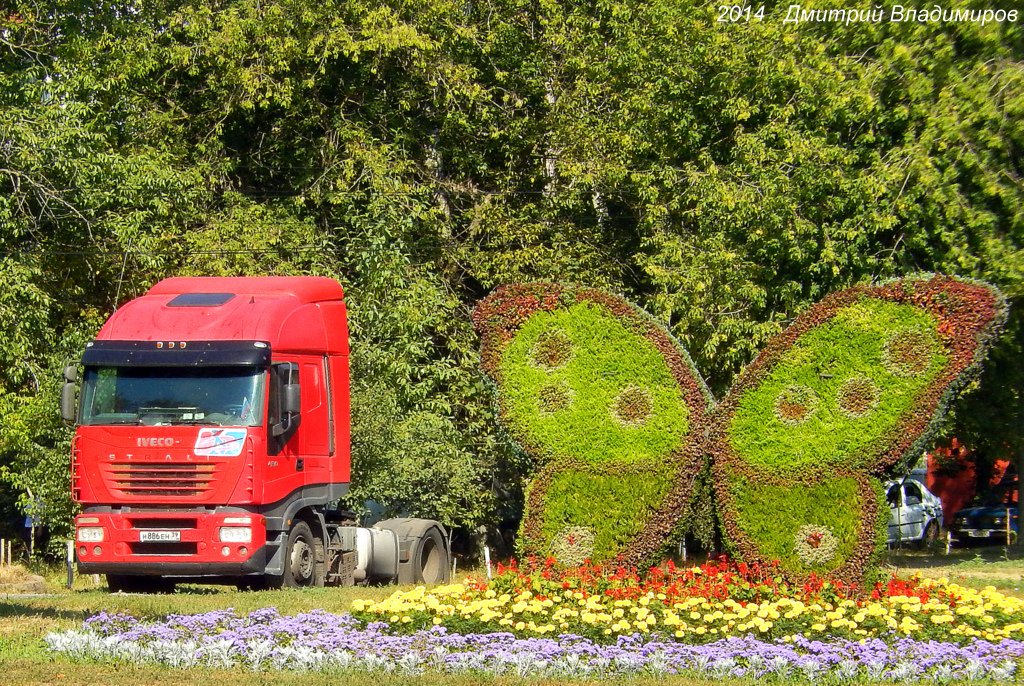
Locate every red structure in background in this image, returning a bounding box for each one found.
[923,438,1018,527]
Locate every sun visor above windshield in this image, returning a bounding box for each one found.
[81,340,272,367]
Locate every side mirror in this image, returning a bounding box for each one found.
[60,365,78,423]
[281,378,300,416]
[271,362,301,438]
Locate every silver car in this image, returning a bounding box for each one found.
[885,479,943,547]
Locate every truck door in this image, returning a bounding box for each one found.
[262,356,331,500]
[297,358,330,472]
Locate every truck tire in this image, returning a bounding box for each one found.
[414,527,450,584]
[283,521,324,588]
[107,574,176,594]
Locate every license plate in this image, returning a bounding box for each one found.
[139,530,181,542]
[965,529,991,538]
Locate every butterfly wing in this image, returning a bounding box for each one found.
[710,276,1005,581]
[474,283,713,567]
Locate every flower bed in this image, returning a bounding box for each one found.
[351,559,1024,645]
[46,608,1022,681]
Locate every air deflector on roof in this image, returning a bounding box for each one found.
[167,293,235,307]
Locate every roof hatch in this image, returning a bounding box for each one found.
[167,293,235,307]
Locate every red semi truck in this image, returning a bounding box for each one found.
[61,276,450,592]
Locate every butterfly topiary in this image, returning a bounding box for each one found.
[473,276,1006,583]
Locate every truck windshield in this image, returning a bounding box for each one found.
[79,366,265,427]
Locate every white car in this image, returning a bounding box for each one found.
[885,479,943,547]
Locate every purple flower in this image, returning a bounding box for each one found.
[44,609,1024,682]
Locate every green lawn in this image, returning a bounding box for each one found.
[2,550,1023,685]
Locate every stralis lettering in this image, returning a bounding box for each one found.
[784,5,1019,25]
[137,437,175,447]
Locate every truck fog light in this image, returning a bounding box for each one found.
[221,546,231,556]
[239,546,248,556]
[77,527,105,543]
[218,527,252,543]
[92,546,102,556]
[78,546,87,557]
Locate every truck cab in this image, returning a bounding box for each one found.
[65,277,448,591]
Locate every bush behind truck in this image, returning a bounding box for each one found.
[63,276,450,592]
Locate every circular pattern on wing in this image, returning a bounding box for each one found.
[611,385,654,426]
[531,329,573,370]
[793,524,840,567]
[538,381,574,414]
[773,385,818,425]
[836,375,880,417]
[882,330,935,377]
[549,525,596,567]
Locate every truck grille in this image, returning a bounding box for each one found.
[107,462,216,498]
[128,542,199,556]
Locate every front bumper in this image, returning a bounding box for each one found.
[74,510,268,577]
[950,528,1016,540]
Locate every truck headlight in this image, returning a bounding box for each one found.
[77,527,105,543]
[219,527,252,543]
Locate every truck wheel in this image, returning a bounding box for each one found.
[283,521,324,587]
[107,574,176,594]
[414,527,450,584]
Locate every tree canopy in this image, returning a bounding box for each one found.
[1,1,1021,550]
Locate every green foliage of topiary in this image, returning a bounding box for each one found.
[728,298,946,473]
[499,302,690,468]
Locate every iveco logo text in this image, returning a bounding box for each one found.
[137,437,175,447]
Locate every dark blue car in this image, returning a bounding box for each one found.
[950,485,1019,546]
